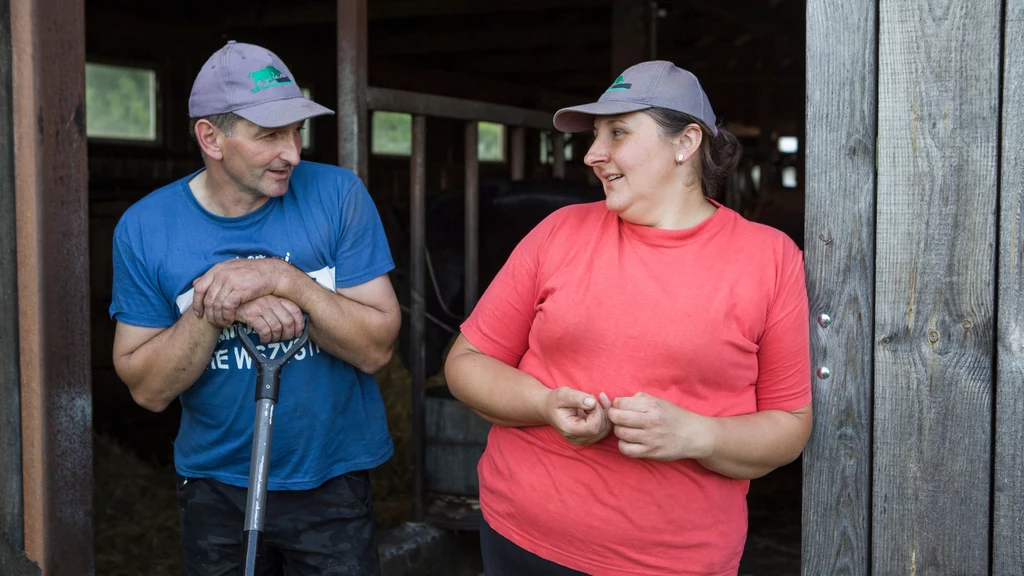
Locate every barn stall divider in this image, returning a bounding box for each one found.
[369,85,565,527]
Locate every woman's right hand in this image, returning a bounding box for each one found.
[544,387,611,446]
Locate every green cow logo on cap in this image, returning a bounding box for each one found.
[606,75,632,92]
[248,66,294,93]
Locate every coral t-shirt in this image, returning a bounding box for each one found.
[460,201,811,575]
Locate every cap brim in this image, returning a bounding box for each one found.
[234,97,335,128]
[552,100,652,132]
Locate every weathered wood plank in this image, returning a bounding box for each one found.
[801,0,876,574]
[873,1,999,573]
[11,0,93,572]
[994,0,1024,573]
[0,0,25,554]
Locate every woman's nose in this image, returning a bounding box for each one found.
[584,141,607,167]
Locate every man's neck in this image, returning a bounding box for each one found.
[187,168,269,218]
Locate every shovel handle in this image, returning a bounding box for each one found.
[235,314,311,368]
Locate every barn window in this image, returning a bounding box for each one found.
[782,166,799,188]
[539,131,574,164]
[85,63,157,141]
[778,136,799,154]
[477,121,506,162]
[371,111,412,156]
[301,88,313,150]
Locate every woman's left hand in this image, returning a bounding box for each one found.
[608,392,717,461]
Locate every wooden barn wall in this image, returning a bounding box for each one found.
[804,0,1024,572]
[995,0,1024,571]
[801,0,876,573]
[10,0,93,572]
[873,0,999,571]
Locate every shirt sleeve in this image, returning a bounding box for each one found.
[460,218,552,368]
[754,243,812,412]
[334,176,396,288]
[109,231,175,328]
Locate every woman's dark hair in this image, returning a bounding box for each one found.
[643,107,741,199]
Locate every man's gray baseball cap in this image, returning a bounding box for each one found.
[553,61,717,135]
[189,41,334,128]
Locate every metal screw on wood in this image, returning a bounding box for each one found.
[816,367,831,379]
[817,314,832,328]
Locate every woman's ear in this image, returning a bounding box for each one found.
[675,124,704,165]
[194,119,225,161]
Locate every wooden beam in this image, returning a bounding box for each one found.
[230,0,608,26]
[0,0,26,557]
[994,0,1024,571]
[800,0,875,572]
[367,87,554,130]
[338,0,369,182]
[10,0,92,572]
[372,20,606,56]
[873,1,999,573]
[370,58,591,112]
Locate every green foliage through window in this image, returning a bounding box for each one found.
[85,63,156,141]
[372,111,412,156]
[477,122,505,162]
[301,88,313,150]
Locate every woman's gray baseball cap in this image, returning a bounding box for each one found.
[553,61,718,135]
[189,41,334,128]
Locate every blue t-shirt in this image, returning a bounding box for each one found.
[110,161,395,490]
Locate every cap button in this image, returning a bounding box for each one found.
[227,40,236,45]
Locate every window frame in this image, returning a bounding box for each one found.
[84,59,163,147]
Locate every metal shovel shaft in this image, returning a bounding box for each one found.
[236,320,309,576]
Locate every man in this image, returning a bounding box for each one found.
[110,41,400,575]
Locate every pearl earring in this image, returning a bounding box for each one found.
[677,153,685,164]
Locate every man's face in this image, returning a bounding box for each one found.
[219,118,304,199]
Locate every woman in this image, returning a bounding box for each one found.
[445,61,812,576]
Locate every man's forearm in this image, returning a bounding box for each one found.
[696,408,812,479]
[115,312,221,412]
[277,268,399,373]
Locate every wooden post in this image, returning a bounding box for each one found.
[802,1,876,573]
[338,0,369,182]
[510,126,525,181]
[552,132,565,180]
[464,122,479,314]
[0,0,26,562]
[10,0,92,572]
[410,115,426,522]
[873,1,999,573]
[994,0,1024,571]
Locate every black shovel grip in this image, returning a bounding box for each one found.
[235,314,311,368]
[235,314,311,402]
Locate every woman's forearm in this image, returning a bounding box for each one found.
[444,335,551,427]
[696,406,812,479]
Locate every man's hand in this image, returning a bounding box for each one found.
[192,258,283,327]
[235,295,305,344]
[608,392,715,461]
[544,387,611,446]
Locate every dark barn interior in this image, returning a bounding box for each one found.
[84,0,806,573]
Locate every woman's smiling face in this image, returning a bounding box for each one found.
[584,112,685,226]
